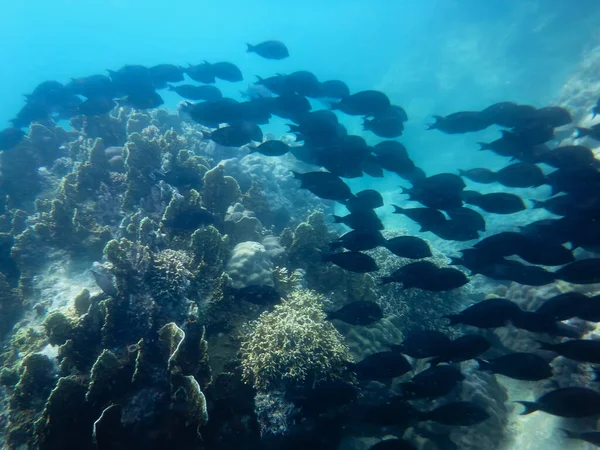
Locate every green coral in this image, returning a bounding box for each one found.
[43,312,75,346]
[201,165,241,217]
[189,225,229,277]
[240,289,352,391]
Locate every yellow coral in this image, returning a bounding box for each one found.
[240,289,352,391]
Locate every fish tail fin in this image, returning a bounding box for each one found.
[442,314,461,325]
[362,118,371,131]
[325,311,336,321]
[379,276,393,285]
[291,170,301,179]
[167,84,175,91]
[515,401,540,415]
[427,357,441,367]
[575,127,591,138]
[560,429,578,440]
[391,204,404,214]
[389,344,404,353]
[458,169,466,176]
[329,102,340,111]
[246,43,255,53]
[477,142,492,151]
[320,252,332,263]
[531,199,544,209]
[332,215,344,224]
[475,359,492,372]
[329,241,343,251]
[286,124,301,133]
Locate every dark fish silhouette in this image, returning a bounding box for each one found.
[458,168,496,184]
[555,259,600,284]
[206,123,259,147]
[535,292,590,320]
[162,208,215,230]
[149,64,184,87]
[292,171,351,201]
[67,74,115,98]
[391,205,446,231]
[399,365,464,399]
[512,311,580,338]
[537,339,600,363]
[168,84,223,101]
[538,145,597,169]
[250,140,290,157]
[284,71,322,98]
[186,62,216,84]
[246,40,289,60]
[329,229,385,252]
[344,189,384,212]
[332,90,391,116]
[428,111,491,134]
[429,335,491,365]
[363,105,407,138]
[78,96,117,116]
[463,191,526,214]
[91,269,118,297]
[321,251,379,273]
[118,89,164,109]
[480,102,537,128]
[325,301,383,325]
[418,402,490,426]
[561,429,600,447]
[447,207,486,232]
[380,261,439,286]
[290,379,358,414]
[494,163,546,188]
[349,351,411,381]
[384,236,432,259]
[205,61,243,82]
[319,80,350,99]
[445,298,521,328]
[390,330,452,358]
[517,387,600,417]
[367,439,417,450]
[333,209,384,231]
[414,267,469,291]
[476,353,552,381]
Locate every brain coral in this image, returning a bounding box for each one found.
[240,289,352,391]
[225,241,274,289]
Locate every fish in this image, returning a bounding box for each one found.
[367,439,417,450]
[476,353,552,381]
[246,40,289,60]
[494,163,546,188]
[318,80,350,99]
[292,170,351,201]
[531,106,572,128]
[149,64,184,87]
[332,90,391,116]
[0,128,26,151]
[517,387,600,417]
[418,402,490,426]
[390,330,452,358]
[344,190,384,213]
[162,208,215,230]
[480,102,537,128]
[384,236,432,259]
[67,74,115,98]
[185,62,216,84]
[531,195,579,217]
[555,259,600,284]
[537,145,597,169]
[240,83,273,100]
[536,339,600,363]
[427,111,491,134]
[284,71,322,98]
[380,260,440,286]
[332,209,384,231]
[458,168,496,184]
[325,301,383,325]
[391,205,446,231]
[272,92,312,120]
[167,84,223,101]
[463,191,526,214]
[255,74,291,95]
[429,335,492,365]
[329,229,385,252]
[510,121,555,146]
[409,267,469,291]
[546,165,600,196]
[181,98,243,127]
[91,269,118,297]
[205,123,260,147]
[403,174,465,210]
[230,285,281,305]
[118,89,164,109]
[288,110,341,145]
[561,429,600,447]
[349,351,412,381]
[444,298,521,328]
[108,65,154,94]
[535,292,591,320]
[77,96,117,116]
[204,61,243,82]
[399,365,464,399]
[249,140,290,157]
[446,207,486,232]
[321,251,379,273]
[511,311,580,338]
[575,297,600,322]
[363,105,407,138]
[290,380,358,414]
[426,221,480,242]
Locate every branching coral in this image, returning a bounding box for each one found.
[240,289,352,391]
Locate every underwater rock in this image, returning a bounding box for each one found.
[224,202,263,244]
[201,164,242,218]
[43,311,75,347]
[226,241,274,289]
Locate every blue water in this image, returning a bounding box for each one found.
[3,1,599,176]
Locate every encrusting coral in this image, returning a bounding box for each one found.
[239,289,352,391]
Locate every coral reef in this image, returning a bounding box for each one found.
[226,241,274,289]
